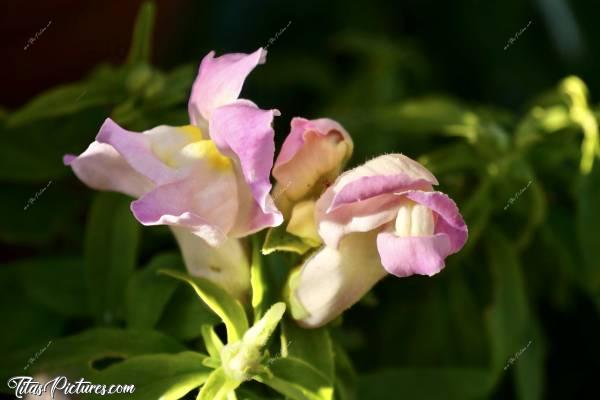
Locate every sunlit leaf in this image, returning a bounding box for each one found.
[1,328,184,383]
[196,367,239,400]
[256,357,333,400]
[159,270,249,343]
[263,225,313,256]
[86,352,212,400]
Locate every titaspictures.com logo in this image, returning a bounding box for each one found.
[7,376,135,398]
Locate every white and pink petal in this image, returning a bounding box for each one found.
[209,100,283,233]
[188,48,266,124]
[63,141,153,198]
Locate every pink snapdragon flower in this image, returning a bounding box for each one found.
[287,154,468,327]
[65,49,283,298]
[271,118,353,245]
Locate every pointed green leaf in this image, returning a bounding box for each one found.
[280,319,334,383]
[1,328,184,382]
[85,192,140,324]
[243,303,286,349]
[332,343,357,400]
[159,270,248,343]
[256,357,333,400]
[86,352,212,400]
[201,325,224,360]
[157,286,220,341]
[126,252,183,329]
[262,224,314,255]
[577,161,600,295]
[196,367,240,400]
[127,2,156,65]
[486,230,545,400]
[251,236,269,321]
[6,69,122,127]
[15,257,89,318]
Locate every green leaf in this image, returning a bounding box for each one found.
[256,357,333,400]
[371,97,481,142]
[157,286,220,341]
[0,182,86,245]
[197,367,240,400]
[357,368,493,400]
[159,270,249,343]
[6,82,117,127]
[1,328,184,383]
[0,109,108,182]
[516,178,546,250]
[577,161,600,295]
[85,192,141,324]
[86,352,212,400]
[6,63,126,127]
[127,1,156,65]
[332,343,357,400]
[143,64,195,108]
[201,325,224,360]
[251,236,269,321]
[262,224,313,255]
[418,142,481,175]
[0,277,63,381]
[515,336,544,400]
[280,319,334,383]
[16,257,89,317]
[243,303,286,350]
[126,252,183,329]
[485,230,545,400]
[457,178,493,257]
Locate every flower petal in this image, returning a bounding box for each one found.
[131,162,239,246]
[95,118,175,184]
[289,232,387,328]
[376,191,468,277]
[209,100,283,233]
[314,154,441,247]
[376,232,451,277]
[317,193,401,248]
[273,117,353,201]
[329,174,433,211]
[188,48,266,124]
[333,153,438,190]
[64,141,153,198]
[171,227,250,300]
[404,190,468,253]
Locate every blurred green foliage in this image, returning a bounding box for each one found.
[1,1,599,399]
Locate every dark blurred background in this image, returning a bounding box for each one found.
[1,0,599,399]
